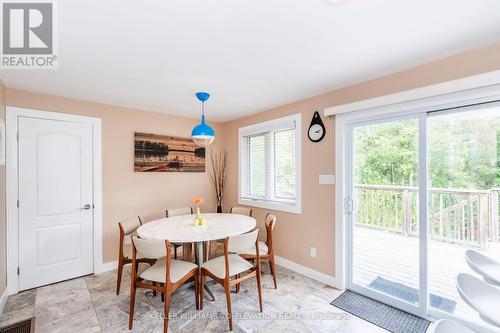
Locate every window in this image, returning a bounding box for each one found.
[239,113,301,213]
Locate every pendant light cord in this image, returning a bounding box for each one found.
[201,100,206,124]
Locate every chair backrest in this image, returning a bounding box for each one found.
[227,229,259,254]
[166,207,193,217]
[264,213,276,250]
[265,213,277,230]
[230,206,252,217]
[132,236,168,260]
[119,216,142,235]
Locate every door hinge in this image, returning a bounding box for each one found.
[17,132,19,142]
[17,267,20,275]
[17,200,19,208]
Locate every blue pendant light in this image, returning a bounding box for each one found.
[191,92,215,146]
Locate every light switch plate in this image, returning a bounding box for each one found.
[319,174,335,185]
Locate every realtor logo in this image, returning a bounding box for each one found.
[1,0,57,68]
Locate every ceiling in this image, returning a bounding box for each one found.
[2,0,500,122]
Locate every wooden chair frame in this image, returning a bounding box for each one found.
[200,233,263,331]
[239,213,277,289]
[116,216,155,295]
[166,207,194,260]
[129,239,199,333]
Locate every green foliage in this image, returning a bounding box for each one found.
[354,112,500,190]
[354,119,418,186]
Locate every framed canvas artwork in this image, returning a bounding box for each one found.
[134,132,205,172]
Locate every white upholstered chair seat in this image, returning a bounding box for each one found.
[465,249,500,286]
[140,259,197,283]
[235,241,269,256]
[202,254,254,279]
[456,273,500,326]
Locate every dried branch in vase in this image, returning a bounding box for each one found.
[209,149,228,211]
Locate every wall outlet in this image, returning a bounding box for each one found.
[310,247,317,258]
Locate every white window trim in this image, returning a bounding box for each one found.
[324,69,500,117]
[238,113,302,214]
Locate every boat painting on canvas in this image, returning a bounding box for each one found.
[134,132,205,172]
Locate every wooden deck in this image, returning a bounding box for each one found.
[353,226,500,320]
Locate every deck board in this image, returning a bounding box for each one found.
[352,226,500,321]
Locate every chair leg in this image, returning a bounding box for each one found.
[269,255,277,289]
[194,276,199,310]
[174,246,178,260]
[128,281,137,329]
[152,282,157,297]
[161,292,164,303]
[209,241,216,260]
[183,244,192,261]
[163,290,171,333]
[224,281,233,332]
[235,274,240,293]
[200,274,206,310]
[116,258,124,295]
[256,268,264,312]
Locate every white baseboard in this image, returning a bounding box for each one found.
[95,260,118,274]
[0,287,9,315]
[275,255,340,289]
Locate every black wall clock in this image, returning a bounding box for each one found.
[308,111,326,142]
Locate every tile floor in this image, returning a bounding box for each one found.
[0,264,429,332]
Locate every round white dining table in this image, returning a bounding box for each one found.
[137,213,256,243]
[137,213,256,301]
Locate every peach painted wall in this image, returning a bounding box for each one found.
[0,80,6,295]
[222,42,500,277]
[5,89,224,263]
[2,42,500,281]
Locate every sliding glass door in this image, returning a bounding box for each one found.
[346,101,500,325]
[347,115,427,317]
[427,105,500,321]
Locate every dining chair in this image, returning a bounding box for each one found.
[209,206,254,259]
[166,207,194,260]
[230,206,253,217]
[200,229,263,331]
[129,236,199,333]
[117,216,155,295]
[236,213,278,289]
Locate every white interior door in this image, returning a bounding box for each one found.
[18,116,94,290]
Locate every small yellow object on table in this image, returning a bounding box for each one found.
[192,197,207,226]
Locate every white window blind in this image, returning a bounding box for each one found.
[239,113,301,214]
[274,129,295,199]
[248,134,266,198]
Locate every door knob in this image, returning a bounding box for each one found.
[80,204,92,210]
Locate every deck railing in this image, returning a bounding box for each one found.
[354,184,500,249]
